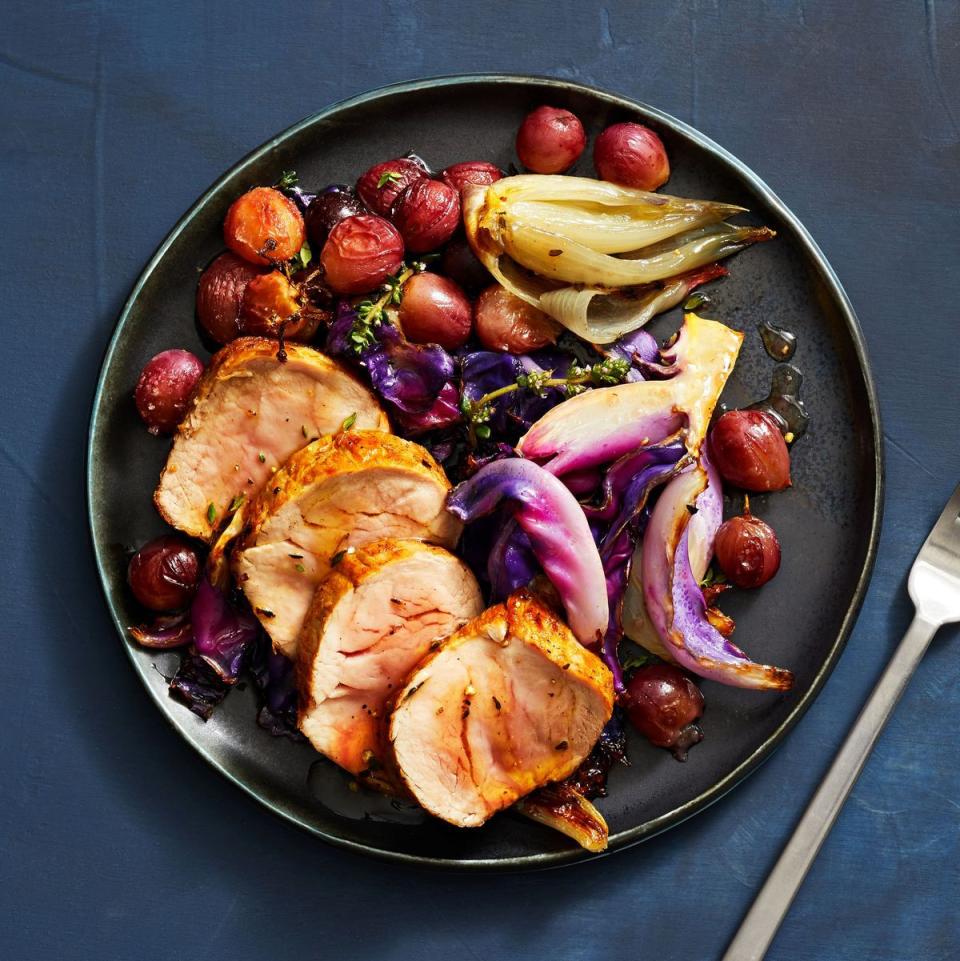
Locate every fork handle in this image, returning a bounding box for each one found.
[722,613,939,961]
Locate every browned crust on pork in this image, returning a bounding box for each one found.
[153,337,388,541]
[237,430,451,551]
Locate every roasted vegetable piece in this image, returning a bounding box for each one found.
[464,175,773,341]
[641,467,793,690]
[447,457,608,645]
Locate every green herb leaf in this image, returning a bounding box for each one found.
[228,494,245,513]
[258,452,266,463]
[275,170,298,189]
[377,171,403,188]
[295,563,305,573]
[291,240,312,271]
[206,503,217,524]
[684,291,709,311]
[619,644,654,672]
[341,411,357,432]
[330,546,356,566]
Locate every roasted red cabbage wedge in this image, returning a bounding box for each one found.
[518,312,743,475]
[641,468,793,691]
[464,175,774,342]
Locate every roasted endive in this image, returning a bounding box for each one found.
[464,174,774,343]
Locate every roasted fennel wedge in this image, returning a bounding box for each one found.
[464,174,774,343]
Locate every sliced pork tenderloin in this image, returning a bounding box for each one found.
[297,539,483,788]
[155,338,388,541]
[233,431,461,657]
[389,590,615,827]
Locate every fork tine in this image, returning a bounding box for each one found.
[925,481,960,551]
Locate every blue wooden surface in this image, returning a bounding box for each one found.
[2,2,958,958]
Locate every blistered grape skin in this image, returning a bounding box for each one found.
[715,511,782,588]
[319,214,404,295]
[515,106,586,174]
[390,179,461,253]
[127,536,202,612]
[593,122,670,190]
[304,188,367,248]
[474,284,560,353]
[709,409,791,492]
[195,252,266,345]
[223,187,305,265]
[355,158,429,217]
[440,160,503,194]
[398,273,473,351]
[134,349,205,435]
[622,664,704,758]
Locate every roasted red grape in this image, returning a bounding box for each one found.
[398,273,472,350]
[134,349,204,435]
[391,179,461,253]
[238,270,317,341]
[622,663,704,759]
[516,106,586,174]
[710,409,791,491]
[223,187,305,265]
[196,252,266,344]
[474,285,559,353]
[715,505,782,588]
[440,238,491,292]
[440,160,503,194]
[594,122,670,190]
[320,214,404,295]
[305,186,366,247]
[128,536,201,611]
[356,157,428,217]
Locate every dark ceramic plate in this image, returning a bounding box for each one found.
[87,75,882,869]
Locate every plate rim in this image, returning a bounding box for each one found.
[86,72,885,871]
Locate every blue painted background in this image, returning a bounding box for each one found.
[2,2,958,958]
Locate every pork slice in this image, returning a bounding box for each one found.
[155,337,388,541]
[297,539,483,788]
[233,430,462,657]
[389,590,615,827]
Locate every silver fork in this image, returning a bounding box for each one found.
[723,481,960,961]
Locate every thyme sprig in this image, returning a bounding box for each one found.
[461,357,631,431]
[348,261,427,352]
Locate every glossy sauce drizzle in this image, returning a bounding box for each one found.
[758,320,797,361]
